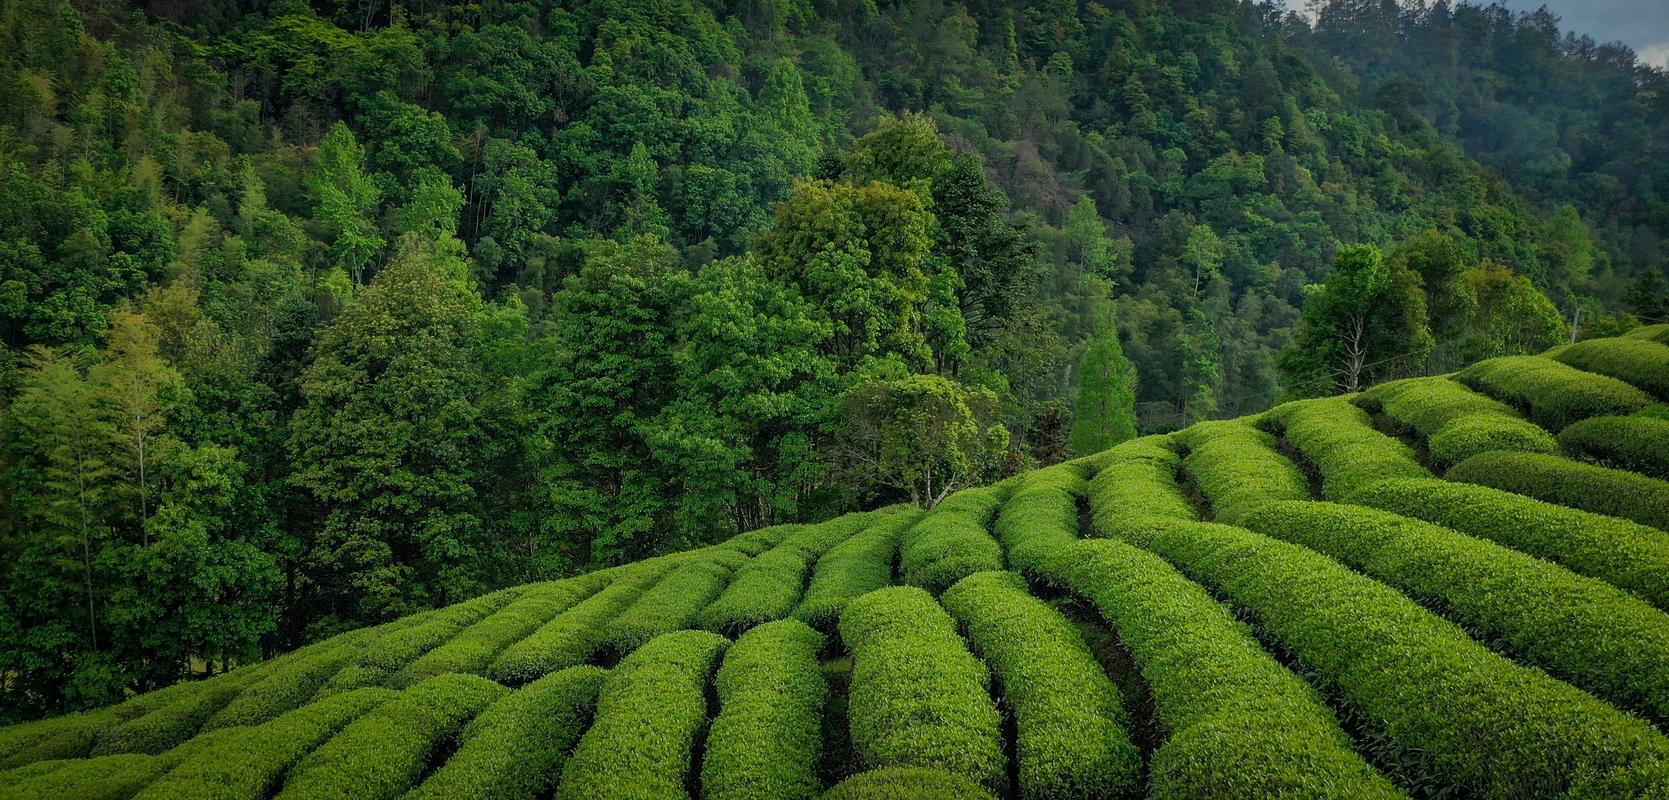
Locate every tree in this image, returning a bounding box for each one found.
[90,309,185,547]
[1070,283,1137,455]
[647,257,836,538]
[1463,260,1567,359]
[834,373,1009,507]
[288,236,490,632]
[309,122,383,283]
[533,237,683,567]
[1280,245,1433,395]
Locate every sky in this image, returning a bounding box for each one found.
[1493,0,1669,68]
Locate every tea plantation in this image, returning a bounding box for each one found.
[5,328,1669,799]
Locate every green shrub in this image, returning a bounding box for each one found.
[0,708,121,768]
[1244,500,1669,724]
[1350,477,1669,611]
[819,768,997,800]
[1457,354,1653,430]
[488,566,668,685]
[408,666,608,800]
[700,619,829,800]
[393,578,603,687]
[838,586,1004,792]
[794,509,922,630]
[714,524,804,557]
[1174,421,1309,522]
[133,687,396,800]
[0,728,239,800]
[1560,415,1669,480]
[275,673,507,800]
[317,587,521,695]
[1264,397,1428,498]
[607,550,750,656]
[1359,376,1558,467]
[1448,450,1669,531]
[941,571,1140,800]
[1550,336,1669,400]
[700,517,871,636]
[897,487,1007,594]
[555,630,731,800]
[204,640,362,730]
[1085,436,1196,537]
[992,466,1084,575]
[1122,516,1669,797]
[1624,323,1669,344]
[1034,539,1399,799]
[90,673,252,756]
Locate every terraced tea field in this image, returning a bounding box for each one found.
[5,325,1669,799]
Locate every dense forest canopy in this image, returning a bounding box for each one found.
[0,0,1665,720]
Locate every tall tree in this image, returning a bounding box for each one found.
[1070,282,1138,455]
[288,236,489,632]
[1280,245,1433,395]
[309,122,383,284]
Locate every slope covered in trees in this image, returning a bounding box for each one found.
[1,0,1665,721]
[3,327,1668,798]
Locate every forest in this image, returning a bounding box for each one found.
[0,0,1666,721]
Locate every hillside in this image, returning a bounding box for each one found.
[2,326,1668,798]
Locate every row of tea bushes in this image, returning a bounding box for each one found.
[838,586,1005,792]
[794,510,922,630]
[897,487,1008,594]
[1242,501,1669,724]
[606,550,752,656]
[1261,398,1427,498]
[1348,477,1669,611]
[1457,355,1653,430]
[556,630,730,800]
[1559,414,1669,480]
[1173,421,1310,522]
[488,566,669,685]
[1549,336,1669,400]
[991,466,1084,575]
[1356,377,1557,468]
[1119,517,1669,797]
[274,673,508,800]
[1448,450,1669,532]
[940,571,1142,800]
[394,577,607,687]
[408,666,608,800]
[700,516,877,636]
[701,620,829,800]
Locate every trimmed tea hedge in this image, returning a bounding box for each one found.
[607,550,750,656]
[1122,517,1669,797]
[1550,336,1669,400]
[1349,477,1669,611]
[1084,436,1196,538]
[89,674,251,756]
[393,577,603,687]
[317,587,520,695]
[1034,538,1399,799]
[408,666,608,800]
[941,571,1141,800]
[898,487,1007,594]
[1457,354,1653,430]
[132,687,396,800]
[204,641,362,730]
[275,672,508,800]
[1448,450,1669,531]
[1624,323,1669,343]
[555,630,731,800]
[1243,500,1669,723]
[794,509,922,630]
[1174,421,1309,522]
[700,619,829,800]
[700,517,870,636]
[1360,376,1557,467]
[838,586,1004,792]
[0,729,238,800]
[1560,414,1669,480]
[992,466,1084,575]
[819,768,998,800]
[1264,398,1428,498]
[488,566,667,685]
